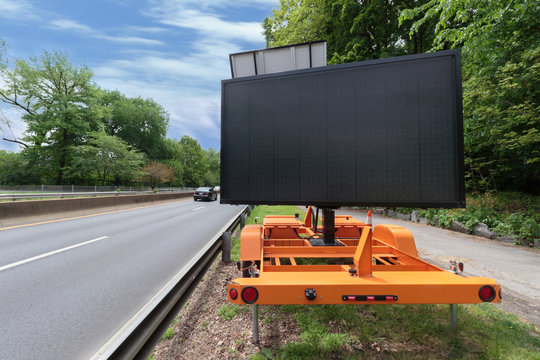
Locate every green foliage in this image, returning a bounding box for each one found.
[70,131,143,185]
[401,0,540,193]
[0,150,38,185]
[254,303,540,359]
[161,326,174,340]
[178,135,208,187]
[265,1,539,194]
[0,50,99,184]
[412,192,540,244]
[263,0,434,63]
[161,138,185,187]
[0,44,217,188]
[202,147,220,186]
[99,90,169,160]
[246,205,306,225]
[217,304,247,320]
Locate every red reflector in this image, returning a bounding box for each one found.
[241,287,258,304]
[367,296,375,301]
[229,288,238,300]
[385,296,395,301]
[479,285,496,302]
[347,296,356,301]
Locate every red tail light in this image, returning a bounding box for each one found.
[229,288,238,300]
[193,192,196,195]
[479,285,496,302]
[241,286,258,304]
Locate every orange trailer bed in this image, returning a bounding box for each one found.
[227,209,501,306]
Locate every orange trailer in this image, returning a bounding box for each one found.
[228,207,501,306]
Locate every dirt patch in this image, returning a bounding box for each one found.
[152,260,301,360]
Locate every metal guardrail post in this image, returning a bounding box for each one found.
[240,213,246,229]
[222,231,231,264]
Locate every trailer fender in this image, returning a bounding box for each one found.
[373,224,418,258]
[240,225,263,261]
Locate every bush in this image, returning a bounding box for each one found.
[387,192,539,245]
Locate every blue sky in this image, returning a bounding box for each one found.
[0,0,277,152]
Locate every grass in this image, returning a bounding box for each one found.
[161,326,174,340]
[217,303,248,320]
[231,205,307,263]
[246,205,307,226]
[242,205,539,360]
[251,303,539,359]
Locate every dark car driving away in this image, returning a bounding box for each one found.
[193,187,217,201]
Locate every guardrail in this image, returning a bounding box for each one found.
[90,205,250,360]
[0,191,194,201]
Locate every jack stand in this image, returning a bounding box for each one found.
[309,207,343,246]
[252,304,259,345]
[450,304,457,330]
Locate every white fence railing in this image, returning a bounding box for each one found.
[0,185,197,193]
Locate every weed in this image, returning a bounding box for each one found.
[161,326,174,340]
[217,303,247,320]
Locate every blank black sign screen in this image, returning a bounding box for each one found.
[221,50,464,208]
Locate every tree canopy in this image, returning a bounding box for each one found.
[0,47,219,188]
[263,0,435,63]
[70,131,143,186]
[99,90,169,159]
[0,50,99,184]
[264,0,539,193]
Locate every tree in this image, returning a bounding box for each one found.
[141,161,177,189]
[160,138,184,187]
[0,150,38,185]
[70,132,142,186]
[203,148,220,186]
[99,90,169,160]
[263,0,326,47]
[401,0,540,192]
[263,0,434,63]
[0,50,99,184]
[178,135,207,187]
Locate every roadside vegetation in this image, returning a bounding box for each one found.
[391,192,540,246]
[264,0,539,245]
[0,46,219,188]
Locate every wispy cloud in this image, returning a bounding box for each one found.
[50,19,92,32]
[0,0,41,20]
[145,0,270,43]
[91,0,278,148]
[0,0,278,151]
[49,19,164,46]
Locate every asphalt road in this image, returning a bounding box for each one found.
[0,198,244,360]
[336,208,540,328]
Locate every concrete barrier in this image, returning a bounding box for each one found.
[0,192,192,220]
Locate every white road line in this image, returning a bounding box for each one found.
[0,236,108,272]
[193,206,205,211]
